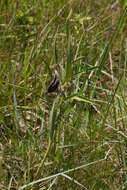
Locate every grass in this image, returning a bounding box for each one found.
[1,0,127,189]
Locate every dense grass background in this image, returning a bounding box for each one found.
[1,0,127,189]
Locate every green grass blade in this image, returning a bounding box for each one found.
[65,23,72,81]
[49,95,60,141]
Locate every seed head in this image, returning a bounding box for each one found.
[47,70,60,93]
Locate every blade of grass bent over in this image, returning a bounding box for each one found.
[19,157,106,190]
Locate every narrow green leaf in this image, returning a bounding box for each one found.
[49,95,60,140]
[54,30,59,66]
[65,23,72,81]
[66,94,99,106]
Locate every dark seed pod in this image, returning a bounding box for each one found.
[46,70,60,93]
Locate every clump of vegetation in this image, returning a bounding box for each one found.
[0,0,127,189]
